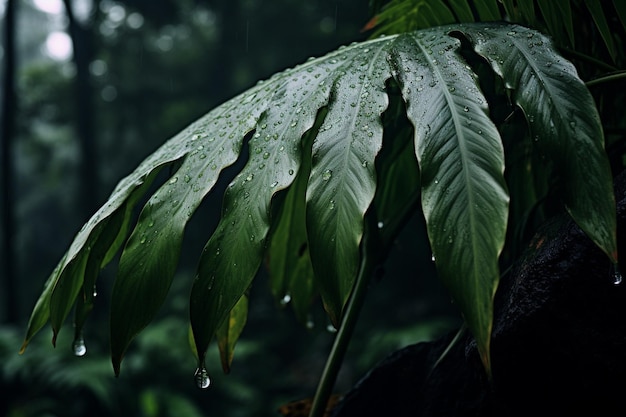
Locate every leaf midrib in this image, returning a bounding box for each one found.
[414,34,482,282]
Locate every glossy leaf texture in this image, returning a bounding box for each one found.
[459,23,617,263]
[390,28,509,372]
[216,293,248,374]
[21,23,616,378]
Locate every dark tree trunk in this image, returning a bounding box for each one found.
[63,0,99,218]
[1,0,18,324]
[332,171,626,417]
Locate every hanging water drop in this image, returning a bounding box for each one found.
[194,366,211,389]
[611,263,623,286]
[280,293,292,306]
[72,335,87,357]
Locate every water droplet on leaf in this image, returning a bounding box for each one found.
[73,335,87,357]
[194,366,211,389]
[611,263,622,286]
[280,293,292,305]
[322,169,333,181]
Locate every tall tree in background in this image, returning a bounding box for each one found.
[1,0,17,324]
[63,0,99,218]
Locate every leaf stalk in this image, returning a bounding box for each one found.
[308,215,379,417]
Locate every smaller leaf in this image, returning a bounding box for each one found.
[473,0,501,22]
[73,208,126,348]
[536,0,567,46]
[268,166,317,324]
[554,0,575,48]
[518,0,537,27]
[216,294,248,374]
[372,123,419,231]
[51,203,125,346]
[447,0,475,22]
[584,0,617,62]
[267,120,318,323]
[613,0,626,34]
[367,0,456,36]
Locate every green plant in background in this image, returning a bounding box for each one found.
[20,1,626,416]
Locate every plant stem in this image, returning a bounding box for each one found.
[559,47,618,72]
[308,219,378,417]
[585,71,626,88]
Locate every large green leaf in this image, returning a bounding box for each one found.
[22,23,616,379]
[460,23,617,263]
[304,43,391,326]
[390,28,509,372]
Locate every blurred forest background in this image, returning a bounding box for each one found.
[0,1,459,416]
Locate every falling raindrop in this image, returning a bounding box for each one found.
[280,293,292,306]
[72,335,87,357]
[611,263,623,286]
[194,366,211,389]
[377,221,384,229]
